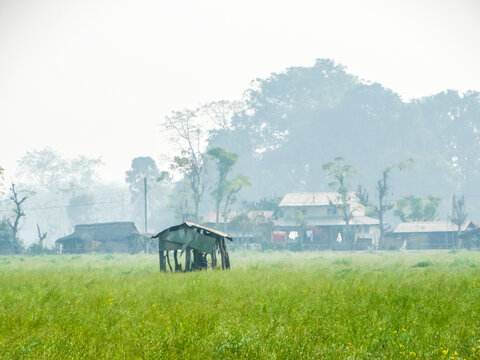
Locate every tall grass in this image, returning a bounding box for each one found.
[0,251,479,359]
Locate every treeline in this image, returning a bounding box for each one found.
[204,59,480,217]
[2,58,480,252]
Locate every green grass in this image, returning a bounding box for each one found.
[1,251,480,359]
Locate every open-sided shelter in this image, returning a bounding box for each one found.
[152,222,232,272]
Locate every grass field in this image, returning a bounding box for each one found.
[1,250,480,359]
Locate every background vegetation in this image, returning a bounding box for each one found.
[2,59,480,249]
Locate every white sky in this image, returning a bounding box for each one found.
[1,0,479,183]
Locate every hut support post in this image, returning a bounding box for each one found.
[192,249,198,270]
[174,250,181,272]
[185,248,191,272]
[166,250,173,272]
[218,238,226,270]
[223,238,231,269]
[159,249,166,272]
[211,245,217,269]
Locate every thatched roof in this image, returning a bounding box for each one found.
[56,222,148,244]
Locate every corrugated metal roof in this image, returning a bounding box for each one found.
[279,192,363,208]
[393,221,472,233]
[279,192,346,207]
[152,222,233,241]
[275,216,379,227]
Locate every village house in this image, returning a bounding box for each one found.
[388,220,478,250]
[55,222,153,254]
[275,192,379,250]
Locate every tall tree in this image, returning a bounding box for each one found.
[125,156,169,231]
[370,159,413,249]
[322,157,356,246]
[7,183,28,253]
[207,148,239,227]
[322,157,356,225]
[125,157,162,198]
[449,194,468,248]
[199,100,244,133]
[163,110,207,223]
[221,175,250,232]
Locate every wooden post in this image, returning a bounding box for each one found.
[211,245,217,269]
[223,238,231,269]
[219,238,226,270]
[192,249,198,270]
[174,250,181,272]
[185,248,191,272]
[166,250,173,272]
[159,250,166,272]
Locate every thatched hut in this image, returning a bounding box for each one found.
[152,222,232,272]
[56,222,152,254]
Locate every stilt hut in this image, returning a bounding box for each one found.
[152,222,232,272]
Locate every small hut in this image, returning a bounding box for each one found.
[56,222,152,254]
[152,222,232,272]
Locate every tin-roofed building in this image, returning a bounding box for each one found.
[276,192,379,250]
[390,220,477,249]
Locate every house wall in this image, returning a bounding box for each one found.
[403,232,456,249]
[281,205,342,220]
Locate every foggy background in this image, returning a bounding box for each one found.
[1,0,479,248]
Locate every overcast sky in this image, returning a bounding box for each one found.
[1,0,479,183]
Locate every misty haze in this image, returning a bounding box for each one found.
[1,0,480,359]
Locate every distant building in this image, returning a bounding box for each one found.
[55,222,152,254]
[388,220,478,250]
[275,192,379,250]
